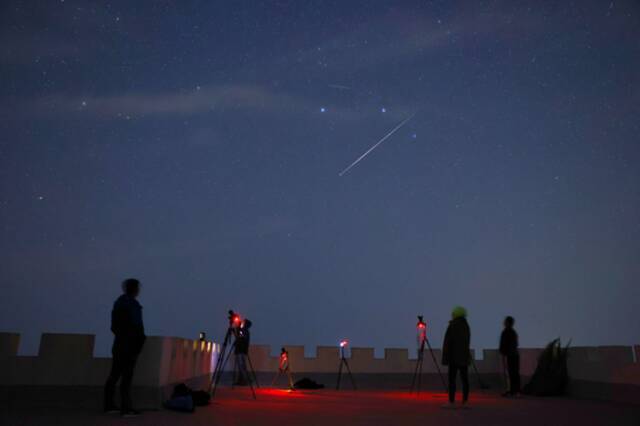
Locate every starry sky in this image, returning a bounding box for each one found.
[1,1,639,356]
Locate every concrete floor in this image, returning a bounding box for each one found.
[2,388,639,425]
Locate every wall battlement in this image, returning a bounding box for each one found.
[0,332,218,388]
[247,344,640,386]
[1,333,638,389]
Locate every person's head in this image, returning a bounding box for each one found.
[451,306,467,320]
[242,319,252,329]
[122,278,140,298]
[417,315,424,322]
[504,316,515,328]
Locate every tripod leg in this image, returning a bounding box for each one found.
[471,358,488,389]
[210,351,222,390]
[271,370,280,387]
[336,360,344,390]
[343,359,357,390]
[417,352,423,395]
[247,354,260,388]
[287,368,294,390]
[210,345,225,393]
[210,328,233,392]
[426,339,448,392]
[242,355,257,399]
[231,354,238,389]
[210,335,230,393]
[248,376,257,399]
[211,343,235,399]
[410,353,420,393]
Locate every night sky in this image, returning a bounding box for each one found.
[1,1,639,356]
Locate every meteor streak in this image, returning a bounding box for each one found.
[338,112,415,176]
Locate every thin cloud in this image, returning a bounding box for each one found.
[12,83,419,123]
[22,85,314,118]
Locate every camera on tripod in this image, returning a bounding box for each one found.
[228,310,241,328]
[336,339,356,390]
[411,314,446,394]
[416,316,427,347]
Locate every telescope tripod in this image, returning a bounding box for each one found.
[410,338,447,394]
[271,364,294,389]
[230,349,259,390]
[471,356,489,389]
[209,326,258,400]
[336,346,357,390]
[209,326,234,398]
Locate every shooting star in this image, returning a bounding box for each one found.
[338,112,416,176]
[328,84,351,90]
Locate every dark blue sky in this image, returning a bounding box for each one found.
[1,0,639,356]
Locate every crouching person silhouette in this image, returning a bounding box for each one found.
[442,306,471,408]
[104,278,146,417]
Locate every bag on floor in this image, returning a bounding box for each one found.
[294,377,325,390]
[164,383,195,412]
[191,390,211,406]
[164,395,195,412]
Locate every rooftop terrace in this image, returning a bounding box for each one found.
[2,388,639,426]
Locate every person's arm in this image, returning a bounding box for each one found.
[110,306,117,335]
[111,301,127,337]
[442,326,450,365]
[465,321,471,365]
[131,303,146,353]
[499,330,507,356]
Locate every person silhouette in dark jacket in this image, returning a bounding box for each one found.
[442,306,471,407]
[104,278,146,417]
[500,316,520,396]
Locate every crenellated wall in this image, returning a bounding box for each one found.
[0,332,219,408]
[245,343,639,386]
[1,333,638,404]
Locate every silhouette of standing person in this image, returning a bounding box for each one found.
[104,278,146,417]
[500,316,521,396]
[442,306,471,408]
[234,319,252,386]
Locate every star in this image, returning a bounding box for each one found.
[320,107,326,113]
[381,107,387,113]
